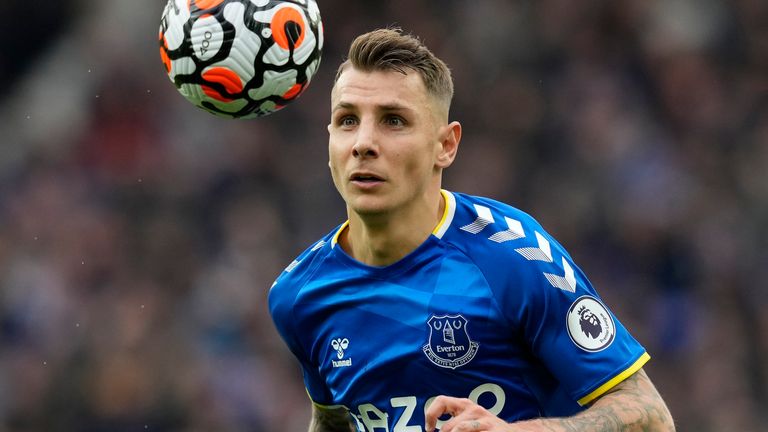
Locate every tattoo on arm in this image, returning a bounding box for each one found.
[309,405,355,432]
[518,369,675,432]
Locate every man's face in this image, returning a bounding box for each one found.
[328,67,448,218]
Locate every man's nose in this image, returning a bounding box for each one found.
[352,121,378,158]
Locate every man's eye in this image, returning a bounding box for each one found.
[339,116,357,127]
[385,116,405,127]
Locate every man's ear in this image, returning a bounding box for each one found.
[436,121,461,169]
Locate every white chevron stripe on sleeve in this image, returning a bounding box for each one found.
[285,259,301,273]
[543,258,577,292]
[460,204,494,234]
[488,217,525,243]
[514,231,553,262]
[311,240,327,251]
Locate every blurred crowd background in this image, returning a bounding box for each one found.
[1,0,766,431]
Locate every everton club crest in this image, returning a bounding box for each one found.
[422,314,479,369]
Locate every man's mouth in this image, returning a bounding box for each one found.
[351,173,383,183]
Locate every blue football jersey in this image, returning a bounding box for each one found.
[269,190,649,431]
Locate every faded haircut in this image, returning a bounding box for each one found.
[334,28,454,116]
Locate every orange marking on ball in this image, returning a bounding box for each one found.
[194,0,226,9]
[282,83,303,99]
[271,7,306,50]
[159,35,172,74]
[160,47,172,74]
[202,85,232,102]
[201,67,243,101]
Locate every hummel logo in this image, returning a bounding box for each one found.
[331,338,352,368]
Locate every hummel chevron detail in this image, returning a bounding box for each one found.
[460,205,494,234]
[285,259,301,273]
[488,217,525,243]
[461,209,576,293]
[544,258,577,292]
[514,232,553,262]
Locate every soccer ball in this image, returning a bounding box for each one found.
[159,0,323,119]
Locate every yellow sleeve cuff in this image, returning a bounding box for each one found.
[307,388,347,411]
[577,352,651,406]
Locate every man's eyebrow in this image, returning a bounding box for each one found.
[332,101,413,113]
[332,101,355,113]
[378,103,411,112]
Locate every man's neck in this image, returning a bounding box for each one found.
[340,191,446,267]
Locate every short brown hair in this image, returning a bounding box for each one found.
[335,28,454,114]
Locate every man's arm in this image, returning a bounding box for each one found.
[309,404,356,432]
[512,369,675,431]
[425,368,675,431]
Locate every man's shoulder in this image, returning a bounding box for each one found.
[441,191,573,280]
[443,190,580,296]
[269,224,342,297]
[443,191,545,252]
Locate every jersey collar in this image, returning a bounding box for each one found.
[331,189,457,248]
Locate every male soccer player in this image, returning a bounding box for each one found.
[268,28,675,431]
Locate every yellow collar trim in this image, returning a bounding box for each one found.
[331,190,456,248]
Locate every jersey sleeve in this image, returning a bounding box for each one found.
[268,245,336,406]
[492,226,649,405]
